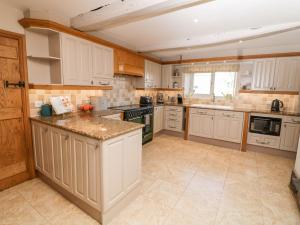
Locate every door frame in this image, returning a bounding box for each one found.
[0,28,35,190]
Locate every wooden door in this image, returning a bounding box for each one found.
[0,29,34,190]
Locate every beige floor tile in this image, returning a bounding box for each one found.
[164,208,217,225]
[215,210,264,225]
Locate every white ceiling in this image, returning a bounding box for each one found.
[3,0,300,61]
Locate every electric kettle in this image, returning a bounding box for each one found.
[271,99,283,112]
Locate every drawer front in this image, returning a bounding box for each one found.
[165,111,183,121]
[190,108,215,116]
[165,106,183,113]
[165,119,182,132]
[283,116,300,124]
[247,133,280,149]
[214,110,243,119]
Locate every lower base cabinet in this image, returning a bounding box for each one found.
[154,106,164,134]
[31,121,142,223]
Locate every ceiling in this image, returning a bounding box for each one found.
[3,0,300,61]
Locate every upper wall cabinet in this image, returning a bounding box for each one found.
[135,60,161,88]
[25,28,114,87]
[251,57,300,92]
[114,48,145,77]
[61,33,113,86]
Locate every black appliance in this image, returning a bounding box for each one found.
[113,104,153,144]
[140,96,153,106]
[249,115,282,136]
[271,99,284,112]
[177,94,183,104]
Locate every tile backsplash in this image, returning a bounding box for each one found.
[29,76,299,116]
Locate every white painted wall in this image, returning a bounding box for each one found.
[0,2,24,34]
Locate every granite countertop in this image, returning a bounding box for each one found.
[154,102,300,116]
[30,112,144,141]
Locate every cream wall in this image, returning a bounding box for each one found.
[0,2,24,34]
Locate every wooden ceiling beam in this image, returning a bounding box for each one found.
[71,0,214,32]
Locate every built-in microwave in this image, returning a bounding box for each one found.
[249,115,282,136]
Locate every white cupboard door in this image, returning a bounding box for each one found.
[154,107,163,134]
[227,118,243,143]
[102,137,125,210]
[85,139,101,209]
[79,41,93,85]
[92,45,105,80]
[189,114,201,136]
[123,130,142,192]
[252,59,276,90]
[158,107,164,132]
[213,116,227,141]
[280,123,300,152]
[274,57,300,92]
[199,115,214,138]
[32,122,43,172]
[72,135,87,200]
[102,47,114,79]
[40,124,53,178]
[162,65,172,88]
[51,128,62,184]
[61,35,80,85]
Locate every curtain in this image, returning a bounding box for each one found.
[179,63,240,73]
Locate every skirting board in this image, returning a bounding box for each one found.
[37,171,141,225]
[187,135,241,150]
[247,144,296,159]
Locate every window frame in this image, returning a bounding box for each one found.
[186,71,237,99]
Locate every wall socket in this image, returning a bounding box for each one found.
[34,100,43,108]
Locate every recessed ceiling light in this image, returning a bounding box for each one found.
[249,26,262,30]
[186,38,190,41]
[193,18,199,23]
[239,40,243,44]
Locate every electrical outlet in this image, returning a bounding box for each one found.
[34,100,43,108]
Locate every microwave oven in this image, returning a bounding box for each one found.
[249,115,282,136]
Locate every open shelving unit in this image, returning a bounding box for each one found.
[26,27,62,84]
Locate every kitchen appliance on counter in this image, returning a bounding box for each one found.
[177,94,183,104]
[156,93,164,104]
[249,114,282,136]
[271,99,284,112]
[113,98,153,144]
[91,96,108,111]
[140,96,153,106]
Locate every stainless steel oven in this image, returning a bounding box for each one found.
[249,115,282,136]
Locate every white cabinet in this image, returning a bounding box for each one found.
[161,65,173,88]
[248,133,281,149]
[280,117,300,152]
[61,34,80,85]
[213,111,244,143]
[164,106,183,132]
[251,57,300,92]
[32,122,44,172]
[61,33,113,86]
[51,128,73,192]
[154,106,164,134]
[189,109,214,138]
[274,57,300,92]
[136,60,161,88]
[252,58,276,90]
[40,124,53,178]
[102,130,142,211]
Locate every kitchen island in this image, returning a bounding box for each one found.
[30,112,144,224]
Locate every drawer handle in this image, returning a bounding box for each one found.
[169,126,177,128]
[169,113,177,116]
[256,140,270,145]
[169,119,177,121]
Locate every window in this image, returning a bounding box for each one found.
[185,72,236,98]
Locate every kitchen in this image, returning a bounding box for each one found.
[1,0,300,225]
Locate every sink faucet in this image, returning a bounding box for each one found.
[211,94,216,103]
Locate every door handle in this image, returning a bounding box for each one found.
[3,80,25,88]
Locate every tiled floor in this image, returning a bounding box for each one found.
[1,134,299,225]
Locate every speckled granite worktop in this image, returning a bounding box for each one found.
[30,112,144,141]
[154,102,300,116]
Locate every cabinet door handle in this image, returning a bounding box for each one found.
[91,80,94,85]
[95,144,99,149]
[44,128,48,132]
[65,135,70,140]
